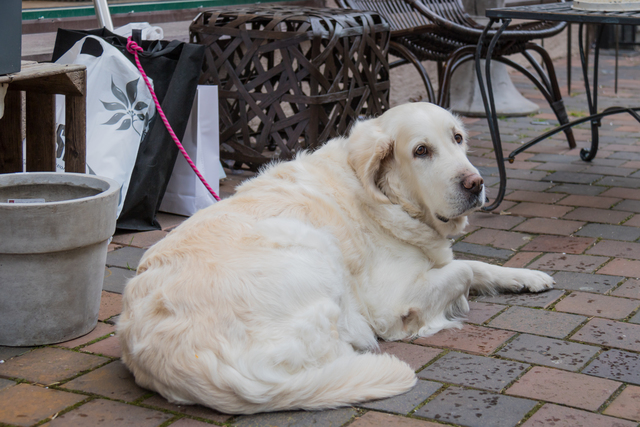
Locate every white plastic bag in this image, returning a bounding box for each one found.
[54,35,155,216]
[113,22,164,41]
[160,85,225,217]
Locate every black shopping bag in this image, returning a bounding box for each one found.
[53,28,206,231]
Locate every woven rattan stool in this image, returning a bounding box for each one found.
[190,6,390,171]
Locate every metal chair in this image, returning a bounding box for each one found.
[336,0,576,149]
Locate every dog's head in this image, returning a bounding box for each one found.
[348,103,485,235]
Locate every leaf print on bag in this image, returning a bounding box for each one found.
[100,77,151,136]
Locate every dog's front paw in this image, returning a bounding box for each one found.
[519,270,555,293]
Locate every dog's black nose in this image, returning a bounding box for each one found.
[462,174,484,196]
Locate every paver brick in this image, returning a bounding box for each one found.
[528,153,576,163]
[166,419,212,427]
[468,212,526,230]
[489,306,587,338]
[542,171,603,184]
[571,318,640,351]
[111,230,169,249]
[453,242,514,260]
[613,199,640,213]
[528,253,608,273]
[156,212,188,231]
[103,266,136,294]
[463,229,533,250]
[601,187,640,200]
[521,235,596,254]
[413,324,514,355]
[587,240,640,260]
[108,243,123,252]
[234,407,358,427]
[475,289,564,308]
[82,336,122,358]
[350,411,441,427]
[563,207,631,224]
[552,271,623,294]
[0,378,15,390]
[0,346,33,362]
[584,165,634,176]
[506,366,621,411]
[357,379,442,414]
[624,214,640,227]
[605,269,640,291]
[598,258,640,277]
[496,333,600,371]
[507,169,549,181]
[554,292,640,319]
[466,301,506,324]
[99,291,123,321]
[507,202,574,218]
[106,246,146,270]
[514,218,585,235]
[504,190,565,204]
[577,223,640,241]
[630,311,640,324]
[47,399,172,427]
[603,385,640,421]
[557,194,621,208]
[414,386,537,427]
[503,252,541,268]
[0,383,86,427]
[378,341,442,371]
[57,322,115,349]
[62,361,148,401]
[0,347,107,384]
[534,162,588,172]
[583,349,640,386]
[506,178,555,192]
[598,176,640,188]
[417,352,528,392]
[548,183,606,196]
[141,394,232,423]
[522,403,637,427]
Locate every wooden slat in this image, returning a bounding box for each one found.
[25,92,56,172]
[0,63,85,84]
[0,91,23,173]
[5,69,85,96]
[64,93,87,173]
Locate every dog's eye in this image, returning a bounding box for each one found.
[455,134,463,144]
[414,145,429,158]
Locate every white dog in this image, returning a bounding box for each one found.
[118,103,553,414]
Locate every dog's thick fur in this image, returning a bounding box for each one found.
[118,103,553,414]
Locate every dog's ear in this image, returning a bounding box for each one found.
[347,119,394,203]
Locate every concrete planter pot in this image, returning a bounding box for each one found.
[0,173,119,346]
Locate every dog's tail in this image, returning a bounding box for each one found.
[197,351,417,414]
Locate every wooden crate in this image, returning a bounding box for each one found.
[0,61,86,174]
[190,6,390,171]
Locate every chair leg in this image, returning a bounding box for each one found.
[438,46,477,108]
[524,43,577,149]
[389,40,436,103]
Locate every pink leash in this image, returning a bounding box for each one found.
[126,37,221,202]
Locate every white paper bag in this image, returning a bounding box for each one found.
[54,35,155,217]
[160,85,225,217]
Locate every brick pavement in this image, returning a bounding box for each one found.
[2,49,640,427]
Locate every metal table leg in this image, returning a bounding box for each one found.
[579,23,606,161]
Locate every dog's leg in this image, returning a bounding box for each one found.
[398,260,474,339]
[461,260,554,295]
